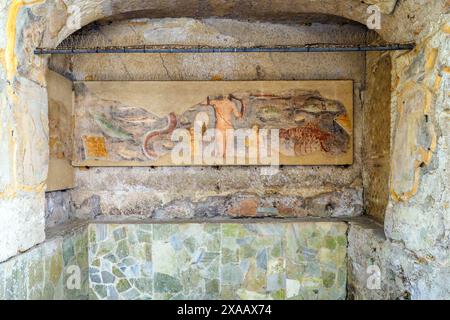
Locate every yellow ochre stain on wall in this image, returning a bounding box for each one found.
[442,23,450,34]
[0,0,46,200]
[5,0,45,81]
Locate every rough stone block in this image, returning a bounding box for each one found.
[0,221,89,300]
[0,193,45,263]
[347,220,407,300]
[153,223,220,300]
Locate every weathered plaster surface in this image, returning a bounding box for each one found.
[0,0,449,299]
[49,18,366,219]
[362,0,398,14]
[0,220,88,300]
[347,219,407,299]
[362,52,392,222]
[350,11,450,299]
[348,218,450,299]
[0,193,45,263]
[385,18,449,262]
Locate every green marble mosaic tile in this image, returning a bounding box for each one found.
[88,224,153,300]
[4,258,28,299]
[153,224,220,300]
[285,222,348,300]
[0,223,89,300]
[63,228,89,300]
[221,224,285,300]
[86,222,348,300]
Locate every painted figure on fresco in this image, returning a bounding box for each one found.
[77,82,352,165]
[276,92,351,156]
[203,94,245,156]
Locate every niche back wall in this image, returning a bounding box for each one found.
[49,18,366,220]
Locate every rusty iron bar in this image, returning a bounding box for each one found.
[34,43,415,55]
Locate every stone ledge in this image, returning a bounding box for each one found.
[89,216,359,225]
[45,219,89,240]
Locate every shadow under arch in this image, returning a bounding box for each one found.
[47,0,390,49]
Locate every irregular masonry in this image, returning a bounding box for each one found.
[56,18,366,220]
[1,218,448,300]
[348,219,450,299]
[0,221,88,300]
[0,220,347,300]
[88,221,347,300]
[0,0,448,300]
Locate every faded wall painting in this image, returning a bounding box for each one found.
[73,81,353,166]
[46,70,75,191]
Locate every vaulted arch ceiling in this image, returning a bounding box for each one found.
[37,0,444,47]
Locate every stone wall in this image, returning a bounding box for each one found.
[0,219,347,300]
[348,217,450,300]
[0,0,449,299]
[49,18,366,220]
[0,221,88,300]
[348,7,450,299]
[45,190,75,228]
[0,0,438,262]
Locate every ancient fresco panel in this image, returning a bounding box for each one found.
[46,70,75,191]
[73,81,353,166]
[390,82,436,202]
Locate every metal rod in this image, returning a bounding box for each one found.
[34,44,415,55]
